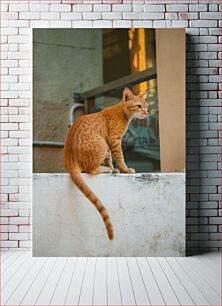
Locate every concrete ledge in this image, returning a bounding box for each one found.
[33,173,185,256]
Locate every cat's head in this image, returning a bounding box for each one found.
[122,87,148,120]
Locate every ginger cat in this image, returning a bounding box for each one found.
[63,88,148,240]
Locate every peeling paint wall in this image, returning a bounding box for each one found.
[33,173,185,257]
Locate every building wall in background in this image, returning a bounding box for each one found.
[0,0,221,254]
[33,29,103,172]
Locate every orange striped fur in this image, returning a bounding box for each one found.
[63,88,148,240]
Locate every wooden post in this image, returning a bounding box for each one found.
[156,29,185,172]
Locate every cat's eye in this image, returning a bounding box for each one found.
[137,105,142,109]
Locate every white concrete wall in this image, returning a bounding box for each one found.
[33,173,185,256]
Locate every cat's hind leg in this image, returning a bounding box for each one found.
[89,166,113,175]
[103,151,120,173]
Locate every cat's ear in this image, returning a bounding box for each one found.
[123,88,134,102]
[140,91,147,100]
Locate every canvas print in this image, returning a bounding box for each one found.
[33,29,185,256]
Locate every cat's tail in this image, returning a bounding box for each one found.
[68,163,114,240]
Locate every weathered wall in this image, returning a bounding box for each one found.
[33,29,103,172]
[33,173,185,257]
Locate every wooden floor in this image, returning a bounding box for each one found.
[1,251,221,306]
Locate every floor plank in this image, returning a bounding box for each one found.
[137,257,165,305]
[204,251,221,263]
[2,252,23,273]
[1,252,30,289]
[188,256,220,294]
[1,256,38,305]
[147,258,179,305]
[117,257,136,305]
[50,257,78,305]
[5,257,47,305]
[93,257,107,305]
[127,257,150,305]
[1,252,220,306]
[35,258,67,305]
[107,258,122,306]
[79,257,96,305]
[176,257,221,305]
[157,258,195,305]
[65,257,87,306]
[167,257,209,305]
[0,251,14,263]
[195,253,220,275]
[20,258,57,305]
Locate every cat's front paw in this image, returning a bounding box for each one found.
[122,168,135,174]
[113,168,120,174]
[127,168,135,174]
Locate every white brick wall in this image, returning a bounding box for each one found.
[1,0,221,254]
